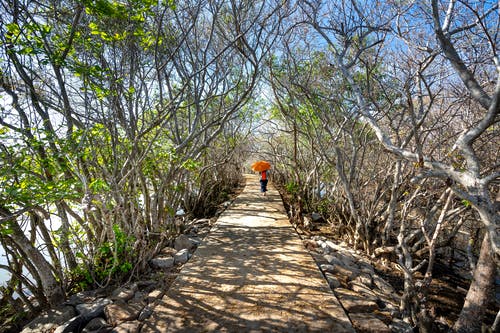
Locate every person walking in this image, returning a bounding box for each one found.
[251,160,271,196]
[260,170,268,195]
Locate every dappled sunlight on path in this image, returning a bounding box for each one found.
[142,174,354,332]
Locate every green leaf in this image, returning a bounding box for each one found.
[182,159,201,172]
[89,179,110,193]
[5,23,20,35]
[1,228,14,235]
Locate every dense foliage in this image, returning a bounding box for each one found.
[0,0,276,314]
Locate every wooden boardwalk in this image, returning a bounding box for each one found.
[142,174,355,332]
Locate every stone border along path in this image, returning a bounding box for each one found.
[142,174,355,332]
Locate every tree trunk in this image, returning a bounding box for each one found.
[11,225,65,306]
[454,233,495,333]
[56,202,78,271]
[1,208,65,306]
[334,147,363,250]
[383,160,401,245]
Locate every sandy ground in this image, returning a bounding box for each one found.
[142,174,355,332]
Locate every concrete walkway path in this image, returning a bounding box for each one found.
[142,174,355,332]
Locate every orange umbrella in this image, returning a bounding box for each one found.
[251,160,271,172]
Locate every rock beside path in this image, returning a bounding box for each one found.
[173,248,189,264]
[19,306,76,333]
[19,218,215,333]
[309,236,413,333]
[350,313,392,333]
[81,317,108,332]
[174,234,195,251]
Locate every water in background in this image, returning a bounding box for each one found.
[0,246,8,286]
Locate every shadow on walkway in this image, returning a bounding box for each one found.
[142,174,355,332]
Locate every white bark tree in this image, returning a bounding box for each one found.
[279,0,498,330]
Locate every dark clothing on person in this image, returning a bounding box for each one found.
[260,179,268,192]
[260,170,268,193]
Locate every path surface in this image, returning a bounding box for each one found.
[142,174,355,332]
